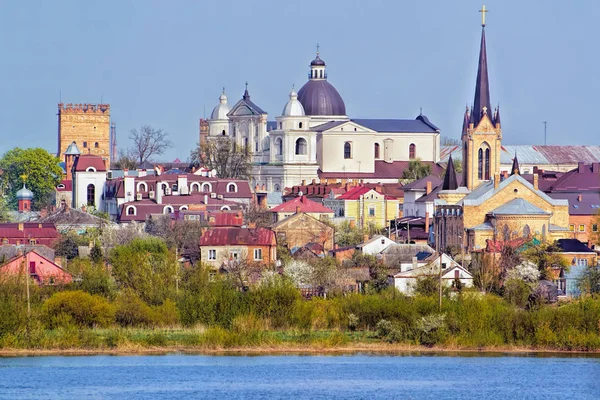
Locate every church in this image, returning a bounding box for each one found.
[434,8,571,252]
[203,51,441,191]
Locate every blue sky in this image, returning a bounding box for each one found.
[0,0,598,161]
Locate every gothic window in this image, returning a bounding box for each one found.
[255,140,258,152]
[94,142,99,148]
[503,224,510,241]
[344,142,352,159]
[244,137,248,152]
[374,143,380,159]
[275,138,283,155]
[409,143,416,159]
[485,148,491,180]
[87,184,95,206]
[295,138,307,155]
[523,224,531,238]
[478,148,483,180]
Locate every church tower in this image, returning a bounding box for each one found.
[462,6,502,190]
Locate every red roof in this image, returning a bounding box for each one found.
[337,185,396,200]
[73,154,107,172]
[56,180,72,192]
[0,223,58,240]
[270,196,334,213]
[318,160,444,180]
[200,227,275,246]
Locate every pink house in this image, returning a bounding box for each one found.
[0,251,72,285]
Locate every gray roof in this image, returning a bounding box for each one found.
[490,198,550,215]
[380,243,436,264]
[64,141,81,156]
[470,222,494,231]
[352,116,439,133]
[0,245,55,262]
[312,121,347,132]
[267,191,284,207]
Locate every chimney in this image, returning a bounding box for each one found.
[296,206,301,214]
[345,183,351,192]
[533,174,539,191]
[578,194,582,202]
[301,179,306,186]
[204,194,208,204]
[425,211,429,233]
[18,223,24,232]
[123,169,128,176]
[311,179,316,185]
[533,166,539,174]
[426,181,432,195]
[502,171,508,179]
[411,256,418,271]
[248,222,256,229]
[578,162,586,174]
[494,173,500,189]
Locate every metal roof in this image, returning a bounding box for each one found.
[490,198,550,215]
[352,117,438,133]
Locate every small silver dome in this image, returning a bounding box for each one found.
[281,88,305,117]
[16,184,33,200]
[210,89,230,120]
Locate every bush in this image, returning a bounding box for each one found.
[42,290,115,329]
[376,319,393,338]
[114,291,155,327]
[503,279,532,308]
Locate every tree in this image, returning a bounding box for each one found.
[578,265,600,295]
[145,214,205,264]
[191,137,252,179]
[470,252,499,293]
[112,149,139,170]
[441,137,461,146]
[402,158,432,181]
[245,204,273,228]
[0,148,62,210]
[129,125,172,165]
[521,241,568,280]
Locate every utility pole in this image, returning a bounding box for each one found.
[436,220,442,311]
[543,121,547,145]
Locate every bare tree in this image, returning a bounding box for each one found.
[112,149,139,170]
[129,125,172,165]
[190,137,251,179]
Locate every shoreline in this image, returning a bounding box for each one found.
[2,344,599,357]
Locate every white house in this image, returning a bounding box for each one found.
[391,253,473,295]
[357,235,396,255]
[71,154,108,211]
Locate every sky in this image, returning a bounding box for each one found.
[0,0,598,162]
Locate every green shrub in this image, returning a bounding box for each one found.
[503,279,531,308]
[42,290,115,329]
[376,319,392,338]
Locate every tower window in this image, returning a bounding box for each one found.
[319,70,323,78]
[94,142,99,148]
[275,138,283,155]
[409,143,416,159]
[299,122,303,129]
[222,129,226,136]
[344,142,352,159]
[295,138,307,155]
[83,141,87,148]
[485,148,491,180]
[87,184,95,207]
[478,148,483,180]
[374,143,380,159]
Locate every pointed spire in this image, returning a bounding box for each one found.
[494,104,501,127]
[243,81,250,100]
[442,155,459,190]
[461,106,470,135]
[472,26,492,126]
[511,151,520,175]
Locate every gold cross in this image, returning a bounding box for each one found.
[479,5,488,27]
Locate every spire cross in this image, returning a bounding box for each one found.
[222,87,225,94]
[316,43,320,55]
[245,81,248,90]
[479,5,488,27]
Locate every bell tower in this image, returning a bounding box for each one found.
[462,5,502,190]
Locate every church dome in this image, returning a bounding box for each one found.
[16,184,33,200]
[281,88,305,117]
[298,53,346,116]
[210,89,230,120]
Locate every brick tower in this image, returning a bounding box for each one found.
[58,103,111,168]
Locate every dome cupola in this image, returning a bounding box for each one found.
[16,184,33,200]
[210,88,230,120]
[281,87,305,117]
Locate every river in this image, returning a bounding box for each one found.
[0,354,598,399]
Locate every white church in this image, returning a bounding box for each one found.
[205,52,442,191]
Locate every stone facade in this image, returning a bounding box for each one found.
[270,212,335,252]
[58,103,111,168]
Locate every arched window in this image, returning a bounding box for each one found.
[126,206,136,216]
[220,206,231,211]
[83,141,88,148]
[275,138,283,155]
[179,205,189,211]
[295,138,307,155]
[201,182,212,192]
[485,148,491,180]
[274,184,281,192]
[319,70,323,78]
[374,143,380,159]
[478,148,483,180]
[137,182,148,192]
[87,184,95,206]
[163,206,174,214]
[523,224,531,238]
[190,182,200,192]
[227,183,238,193]
[503,224,510,241]
[344,142,352,159]
[94,142,99,148]
[409,143,416,159]
[299,122,303,129]
[86,167,96,172]
[222,129,226,136]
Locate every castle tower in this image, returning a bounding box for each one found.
[58,103,111,169]
[462,6,502,190]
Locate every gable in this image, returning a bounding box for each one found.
[473,114,497,134]
[322,121,376,134]
[271,212,330,231]
[230,105,255,116]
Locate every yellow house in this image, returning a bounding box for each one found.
[337,185,399,229]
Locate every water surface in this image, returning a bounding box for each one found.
[0,354,598,399]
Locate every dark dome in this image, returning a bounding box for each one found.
[297,80,346,116]
[310,55,326,66]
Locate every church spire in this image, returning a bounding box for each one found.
[243,81,250,100]
[472,9,492,127]
[511,151,520,175]
[442,155,459,190]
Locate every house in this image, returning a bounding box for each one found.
[0,223,59,246]
[380,243,437,273]
[390,216,432,244]
[271,212,335,252]
[391,253,473,295]
[328,245,356,263]
[552,239,598,297]
[37,204,112,233]
[402,176,442,217]
[0,250,72,285]
[72,153,108,211]
[199,227,277,268]
[332,185,399,228]
[0,245,55,264]
[356,235,395,255]
[270,196,334,223]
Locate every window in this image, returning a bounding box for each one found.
[569,224,575,232]
[83,141,87,148]
[295,138,307,155]
[485,148,491,180]
[29,239,36,245]
[503,224,510,241]
[94,142,99,148]
[579,224,586,232]
[229,251,239,260]
[368,206,375,217]
[255,140,258,152]
[208,249,216,260]
[222,129,226,136]
[201,182,212,192]
[478,148,483,180]
[523,224,531,238]
[254,248,263,261]
[126,206,136,216]
[409,143,416,159]
[87,184,95,206]
[344,142,352,159]
[593,224,598,232]
[164,206,174,214]
[299,122,303,129]
[227,183,237,193]
[374,143,380,159]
